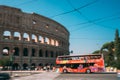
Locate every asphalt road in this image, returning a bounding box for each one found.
[12,71,118,80]
[54,73,117,80]
[12,71,60,80]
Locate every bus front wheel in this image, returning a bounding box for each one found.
[86,69,91,74]
[63,69,68,73]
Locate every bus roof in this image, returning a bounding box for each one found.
[57,54,102,58]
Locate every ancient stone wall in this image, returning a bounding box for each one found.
[0,5,69,70]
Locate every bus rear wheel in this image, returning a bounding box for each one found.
[63,69,68,73]
[86,69,91,74]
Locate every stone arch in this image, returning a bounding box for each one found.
[3,30,11,36]
[39,63,43,66]
[31,48,35,57]
[3,30,11,39]
[50,63,54,66]
[51,39,54,45]
[38,63,43,70]
[50,51,54,57]
[38,36,44,43]
[22,63,28,70]
[31,63,36,66]
[23,48,28,56]
[32,34,37,42]
[31,63,36,70]
[13,47,19,56]
[55,40,59,46]
[55,51,58,57]
[14,32,21,40]
[39,49,43,57]
[2,47,9,56]
[23,33,29,41]
[12,63,20,70]
[45,37,49,44]
[45,63,49,66]
[45,50,48,57]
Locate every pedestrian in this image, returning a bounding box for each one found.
[47,65,50,71]
[43,66,46,71]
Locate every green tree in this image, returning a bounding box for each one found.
[100,42,114,67]
[0,57,10,69]
[93,29,120,68]
[114,29,120,69]
[92,50,109,67]
[92,50,100,54]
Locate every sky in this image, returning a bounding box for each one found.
[0,0,120,54]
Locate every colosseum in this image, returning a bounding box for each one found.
[0,5,69,70]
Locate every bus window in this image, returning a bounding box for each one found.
[68,57,72,60]
[70,64,79,69]
[58,58,62,60]
[98,56,101,59]
[80,57,84,60]
[87,56,90,60]
[78,64,83,70]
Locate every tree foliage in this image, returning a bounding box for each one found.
[100,42,114,67]
[92,50,100,54]
[114,29,120,55]
[114,29,120,69]
[98,29,120,69]
[0,57,9,66]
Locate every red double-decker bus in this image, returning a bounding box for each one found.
[56,54,105,73]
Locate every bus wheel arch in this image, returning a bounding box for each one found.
[63,69,68,73]
[86,69,91,74]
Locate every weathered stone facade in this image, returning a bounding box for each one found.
[0,5,69,70]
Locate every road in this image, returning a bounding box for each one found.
[54,73,117,80]
[12,72,118,80]
[12,71,60,80]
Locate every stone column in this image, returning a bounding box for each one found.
[42,48,45,57]
[43,37,46,44]
[28,33,32,42]
[0,45,3,58]
[49,38,51,45]
[54,40,56,46]
[28,46,32,69]
[36,35,39,43]
[0,28,3,41]
[11,31,14,40]
[36,47,39,57]
[20,32,23,41]
[19,45,23,69]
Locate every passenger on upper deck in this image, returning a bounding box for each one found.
[78,64,83,70]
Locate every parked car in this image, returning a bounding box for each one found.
[0,73,11,80]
